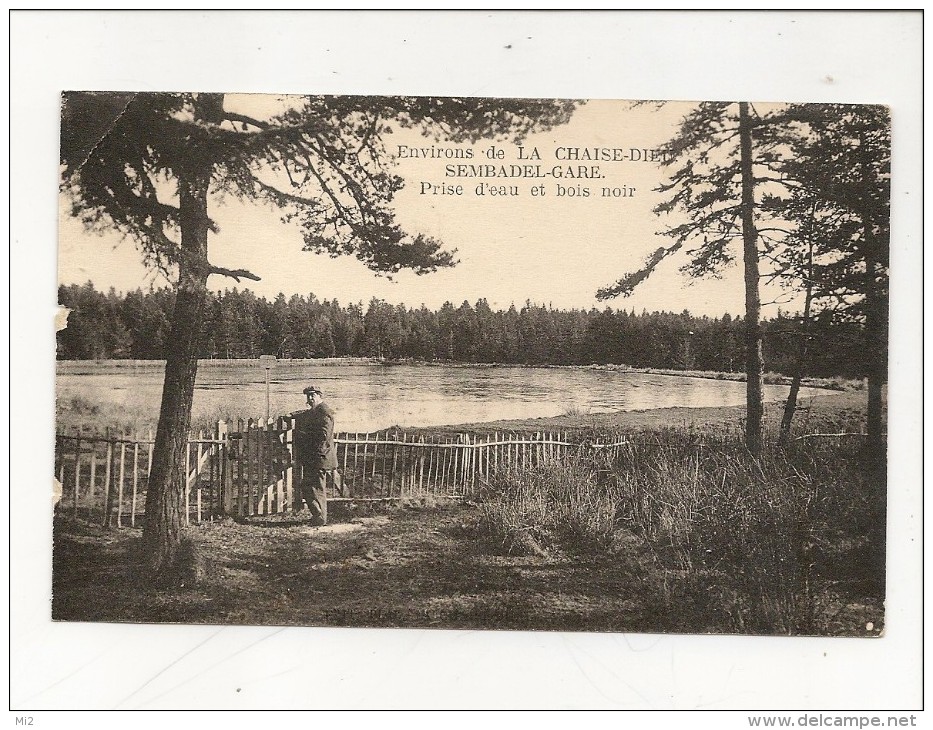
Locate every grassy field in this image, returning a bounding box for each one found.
[52,389,884,636]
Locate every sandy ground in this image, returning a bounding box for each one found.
[52,503,681,633]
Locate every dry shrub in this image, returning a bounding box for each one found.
[475,410,883,635]
[478,460,621,557]
[611,427,882,634]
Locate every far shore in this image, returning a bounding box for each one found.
[56,356,859,392]
[394,387,861,437]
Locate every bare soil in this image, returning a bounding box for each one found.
[53,501,674,632]
[52,499,881,635]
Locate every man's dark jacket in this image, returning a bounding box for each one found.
[293,403,338,471]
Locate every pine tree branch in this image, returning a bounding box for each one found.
[221,111,270,131]
[208,265,262,282]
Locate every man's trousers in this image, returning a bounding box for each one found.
[299,467,328,526]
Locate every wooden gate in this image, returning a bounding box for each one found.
[224,417,294,517]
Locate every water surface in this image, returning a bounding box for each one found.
[57,361,831,433]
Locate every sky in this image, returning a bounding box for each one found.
[57,97,800,319]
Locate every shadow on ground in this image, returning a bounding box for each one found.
[52,504,672,633]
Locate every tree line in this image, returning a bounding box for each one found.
[57,281,869,378]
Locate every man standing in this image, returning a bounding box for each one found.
[292,385,337,526]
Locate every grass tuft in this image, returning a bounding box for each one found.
[476,411,884,635]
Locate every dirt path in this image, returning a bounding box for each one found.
[53,503,669,632]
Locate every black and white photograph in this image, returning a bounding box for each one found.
[53,92,890,637]
[11,10,922,715]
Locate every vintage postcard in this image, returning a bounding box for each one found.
[53,92,890,640]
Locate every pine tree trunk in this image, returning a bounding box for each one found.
[864,242,888,469]
[780,210,816,446]
[858,131,888,473]
[779,313,811,447]
[140,95,220,577]
[739,102,764,456]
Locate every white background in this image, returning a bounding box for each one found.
[7,9,924,722]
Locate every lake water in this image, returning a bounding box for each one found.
[56,360,830,433]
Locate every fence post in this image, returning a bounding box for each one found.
[462,434,469,494]
[476,434,485,489]
[417,436,426,495]
[257,419,267,515]
[209,428,217,520]
[57,434,65,489]
[457,434,464,494]
[421,436,437,494]
[463,433,470,490]
[444,436,453,493]
[89,443,97,512]
[73,428,81,519]
[400,435,407,497]
[467,434,475,497]
[245,418,254,516]
[446,436,452,493]
[351,431,359,496]
[390,432,401,497]
[341,428,349,498]
[454,433,469,492]
[378,431,386,496]
[132,437,139,527]
[218,420,232,515]
[487,433,493,481]
[184,434,190,525]
[117,437,126,528]
[286,417,295,512]
[274,420,284,514]
[437,436,445,495]
[467,434,475,496]
[259,419,267,516]
[103,428,113,527]
[145,428,154,524]
[196,430,204,523]
[269,418,285,514]
[440,436,448,493]
[449,435,457,491]
[255,419,263,516]
[289,417,299,512]
[360,432,369,496]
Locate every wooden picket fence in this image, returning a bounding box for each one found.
[54,420,629,526]
[54,426,228,527]
[335,430,616,499]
